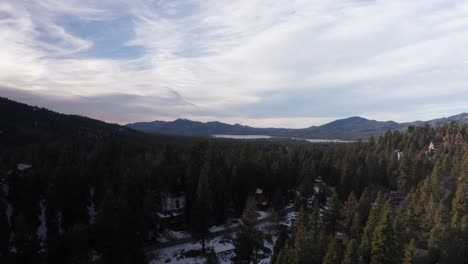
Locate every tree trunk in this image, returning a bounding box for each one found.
[202,232,205,253]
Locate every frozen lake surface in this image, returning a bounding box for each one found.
[213,134,353,143]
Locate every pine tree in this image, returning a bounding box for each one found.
[359,193,383,264]
[234,198,262,263]
[293,207,312,264]
[0,197,10,261]
[324,191,342,235]
[357,188,372,226]
[11,212,40,263]
[307,201,325,264]
[275,243,295,264]
[309,200,320,230]
[391,209,406,263]
[342,239,359,264]
[370,201,394,264]
[299,159,315,204]
[402,239,416,264]
[349,212,362,240]
[428,195,451,261]
[451,157,468,229]
[343,192,359,234]
[206,248,219,264]
[358,232,372,264]
[323,237,344,264]
[271,228,288,264]
[194,160,214,253]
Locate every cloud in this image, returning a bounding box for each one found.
[1,0,468,127]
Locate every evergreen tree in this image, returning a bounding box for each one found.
[11,212,40,263]
[275,243,295,264]
[309,200,320,230]
[324,191,342,235]
[234,198,262,263]
[402,239,416,264]
[370,201,395,264]
[271,228,288,264]
[343,191,359,233]
[293,207,312,264]
[349,212,362,240]
[193,160,214,253]
[323,237,344,264]
[359,193,383,264]
[307,201,325,264]
[0,198,10,262]
[391,209,406,263]
[428,195,451,261]
[342,239,359,264]
[357,188,372,226]
[299,158,315,204]
[206,248,219,264]
[451,157,468,229]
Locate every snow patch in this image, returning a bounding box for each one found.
[17,163,32,171]
[165,229,191,239]
[257,211,270,221]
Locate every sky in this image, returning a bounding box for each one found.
[1,0,468,128]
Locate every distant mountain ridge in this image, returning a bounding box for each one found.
[0,97,137,147]
[127,114,468,140]
[2,96,466,141]
[128,118,293,137]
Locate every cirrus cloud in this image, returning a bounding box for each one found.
[1,0,468,128]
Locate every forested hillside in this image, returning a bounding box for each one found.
[0,98,467,263]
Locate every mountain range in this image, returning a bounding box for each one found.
[127,113,468,140]
[1,96,467,141]
[0,97,139,147]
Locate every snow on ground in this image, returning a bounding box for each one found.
[257,210,270,220]
[156,233,170,243]
[149,235,236,264]
[149,232,278,264]
[166,229,191,239]
[314,185,320,194]
[280,210,298,228]
[150,218,282,264]
[259,235,278,264]
[209,222,240,234]
[209,225,225,233]
[149,205,300,264]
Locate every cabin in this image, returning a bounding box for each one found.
[455,132,464,145]
[426,142,436,155]
[5,163,33,178]
[255,188,269,210]
[17,163,32,171]
[428,142,435,152]
[383,191,406,207]
[158,192,186,231]
[394,149,403,161]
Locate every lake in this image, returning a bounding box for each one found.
[213,134,353,143]
[213,134,272,139]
